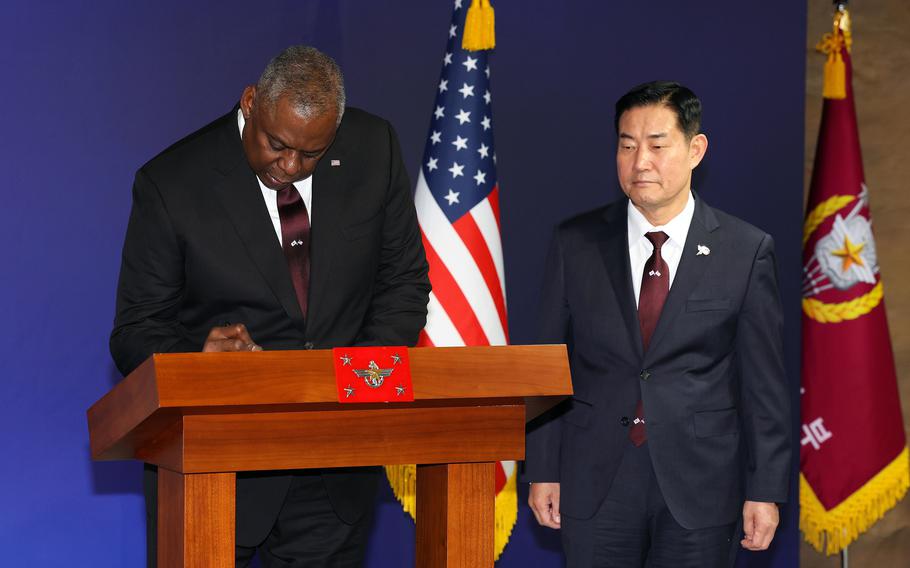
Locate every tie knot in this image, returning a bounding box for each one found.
[277,184,301,207]
[646,231,669,250]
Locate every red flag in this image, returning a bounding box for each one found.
[801,6,909,554]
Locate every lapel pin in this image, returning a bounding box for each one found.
[331,159,341,167]
[697,244,711,256]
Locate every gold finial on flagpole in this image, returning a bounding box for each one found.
[816,1,852,99]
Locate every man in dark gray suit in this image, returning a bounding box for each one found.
[110,45,430,567]
[525,81,790,567]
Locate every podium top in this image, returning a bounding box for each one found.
[88,344,571,462]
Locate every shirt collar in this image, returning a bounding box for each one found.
[627,190,695,249]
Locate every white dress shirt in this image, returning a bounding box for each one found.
[237,109,313,246]
[627,191,695,306]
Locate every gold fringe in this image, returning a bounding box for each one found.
[385,464,418,518]
[463,0,496,51]
[493,464,518,560]
[801,446,910,554]
[384,463,519,561]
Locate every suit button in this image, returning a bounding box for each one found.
[639,370,650,381]
[303,341,315,350]
[620,416,630,427]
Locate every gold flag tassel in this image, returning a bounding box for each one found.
[385,463,519,560]
[384,464,417,518]
[463,0,496,51]
[493,466,518,558]
[816,6,852,100]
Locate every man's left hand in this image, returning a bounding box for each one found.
[741,500,779,551]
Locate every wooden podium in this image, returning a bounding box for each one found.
[87,345,571,567]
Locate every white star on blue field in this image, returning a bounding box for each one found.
[422,4,497,223]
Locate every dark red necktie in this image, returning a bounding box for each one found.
[277,185,311,321]
[630,231,670,446]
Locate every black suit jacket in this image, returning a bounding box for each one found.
[110,107,430,545]
[525,196,790,529]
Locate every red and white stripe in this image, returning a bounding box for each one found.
[414,170,509,348]
[414,169,514,495]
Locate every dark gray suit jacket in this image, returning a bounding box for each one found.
[525,196,790,529]
[110,107,430,545]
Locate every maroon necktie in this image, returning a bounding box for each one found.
[277,185,311,321]
[629,231,670,446]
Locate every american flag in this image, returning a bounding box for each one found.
[415,4,508,349]
[414,0,517,556]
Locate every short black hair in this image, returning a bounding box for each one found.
[614,81,702,140]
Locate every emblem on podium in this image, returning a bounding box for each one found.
[333,347,414,402]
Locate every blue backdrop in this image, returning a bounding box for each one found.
[0,1,805,566]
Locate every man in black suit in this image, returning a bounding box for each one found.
[526,81,790,567]
[110,46,430,567]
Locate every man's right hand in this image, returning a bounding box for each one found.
[529,482,562,529]
[202,323,262,352]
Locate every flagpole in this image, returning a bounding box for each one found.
[829,0,848,560]
[837,5,848,566]
[829,0,849,561]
